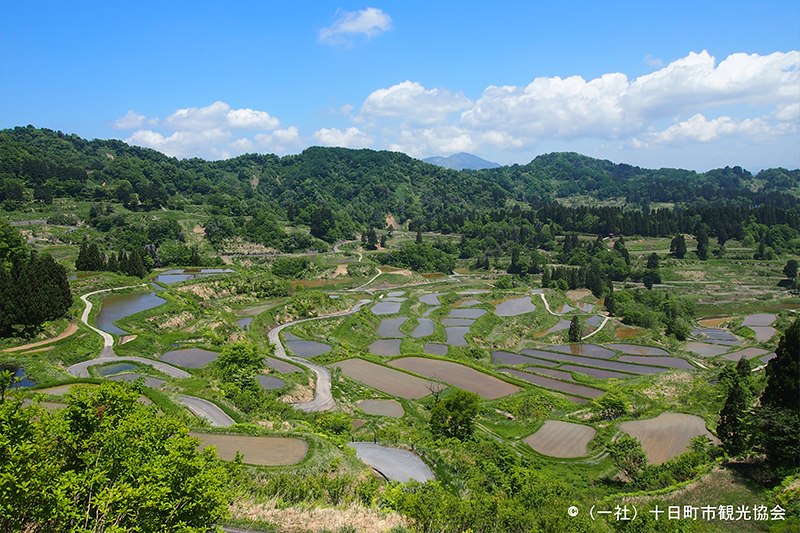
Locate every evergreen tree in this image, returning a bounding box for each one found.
[541,268,551,288]
[783,259,798,280]
[696,227,710,260]
[380,233,387,248]
[568,316,583,343]
[670,235,687,259]
[415,228,422,244]
[754,318,800,470]
[718,374,750,457]
[646,253,659,270]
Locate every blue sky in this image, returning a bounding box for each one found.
[2,0,798,172]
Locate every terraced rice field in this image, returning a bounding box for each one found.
[493,296,537,317]
[190,432,308,465]
[329,358,431,399]
[492,350,559,367]
[424,344,448,356]
[388,357,520,399]
[371,301,402,315]
[107,374,165,388]
[502,369,604,399]
[160,348,219,368]
[285,340,331,358]
[550,344,616,358]
[721,347,769,362]
[607,344,669,356]
[256,375,285,390]
[419,293,443,305]
[411,318,434,337]
[617,356,694,370]
[683,342,730,357]
[559,364,632,380]
[368,339,402,356]
[445,326,470,346]
[521,349,666,375]
[534,319,570,337]
[619,412,720,465]
[523,420,596,458]
[357,399,405,417]
[376,318,408,337]
[265,356,302,374]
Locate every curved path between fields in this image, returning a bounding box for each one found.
[268,299,371,412]
[537,292,609,340]
[2,322,79,352]
[72,285,233,427]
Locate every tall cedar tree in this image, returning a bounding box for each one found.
[717,373,750,457]
[754,318,800,470]
[568,315,583,342]
[670,234,687,259]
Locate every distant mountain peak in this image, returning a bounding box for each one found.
[423,152,501,171]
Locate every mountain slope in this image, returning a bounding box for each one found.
[423,152,500,170]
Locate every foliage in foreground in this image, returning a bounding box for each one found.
[0,381,233,533]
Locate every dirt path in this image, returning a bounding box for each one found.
[2,322,79,352]
[80,285,147,355]
[269,299,371,412]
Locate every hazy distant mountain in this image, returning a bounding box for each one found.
[423,152,501,171]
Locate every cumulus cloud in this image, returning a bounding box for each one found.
[319,8,392,46]
[313,127,373,148]
[361,81,473,125]
[636,114,795,147]
[126,128,232,159]
[110,110,148,129]
[163,101,280,131]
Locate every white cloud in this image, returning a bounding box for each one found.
[226,108,280,129]
[125,128,232,158]
[361,81,473,125]
[110,110,147,129]
[163,101,281,131]
[636,113,795,147]
[319,8,392,46]
[644,55,664,67]
[254,126,302,154]
[313,127,373,148]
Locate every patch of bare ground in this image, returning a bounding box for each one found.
[640,371,693,401]
[177,283,231,300]
[385,213,397,229]
[230,499,406,533]
[146,311,194,331]
[192,224,204,234]
[279,378,315,403]
[679,270,707,281]
[334,264,348,277]
[217,237,280,255]
[565,289,592,300]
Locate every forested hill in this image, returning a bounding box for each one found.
[1,126,798,226]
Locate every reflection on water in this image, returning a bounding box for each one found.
[97,363,138,376]
[0,365,35,387]
[152,268,235,284]
[96,292,166,335]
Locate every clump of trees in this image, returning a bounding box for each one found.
[0,381,233,532]
[0,221,72,337]
[429,390,481,440]
[604,288,694,340]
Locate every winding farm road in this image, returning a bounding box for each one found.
[69,285,238,427]
[268,299,371,412]
[537,292,610,340]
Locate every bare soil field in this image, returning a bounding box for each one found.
[190,432,308,465]
[619,412,720,465]
[357,399,405,417]
[524,420,596,458]
[328,358,431,399]
[720,347,769,362]
[387,357,520,399]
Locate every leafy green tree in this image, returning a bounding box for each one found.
[415,228,422,244]
[695,227,709,260]
[494,275,512,289]
[754,318,800,470]
[429,390,480,440]
[594,390,628,419]
[607,435,648,482]
[216,341,267,388]
[310,206,336,242]
[670,234,686,259]
[646,252,659,270]
[568,315,583,342]
[0,382,232,532]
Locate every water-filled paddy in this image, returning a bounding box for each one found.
[96,292,166,335]
[494,297,537,317]
[559,364,632,380]
[521,350,665,375]
[749,326,778,342]
[555,303,575,314]
[152,268,235,284]
[502,369,603,398]
[550,344,616,359]
[422,306,440,316]
[721,347,769,362]
[424,344,448,356]
[97,363,138,376]
[107,373,165,388]
[457,298,482,307]
[329,358,431,399]
[191,432,308,465]
[357,399,405,418]
[387,291,405,297]
[445,327,470,346]
[607,344,670,356]
[285,340,331,358]
[440,318,475,326]
[585,315,603,327]
[371,301,402,315]
[256,375,285,390]
[614,327,644,339]
[448,309,487,319]
[493,351,559,367]
[617,356,693,369]
[411,318,434,338]
[376,318,408,338]
[533,319,571,337]
[527,367,575,381]
[419,293,443,305]
[388,357,520,399]
[524,420,596,458]
[620,412,720,465]
[683,342,729,357]
[161,348,219,368]
[236,317,254,331]
[369,339,402,356]
[742,313,777,327]
[0,365,35,387]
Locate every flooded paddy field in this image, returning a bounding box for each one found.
[607,344,670,356]
[285,340,332,358]
[329,358,431,399]
[96,292,166,335]
[368,339,403,356]
[376,318,408,337]
[388,357,520,399]
[191,432,308,466]
[620,413,720,465]
[161,348,219,368]
[357,399,405,418]
[501,369,603,399]
[524,420,596,458]
[494,296,537,317]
